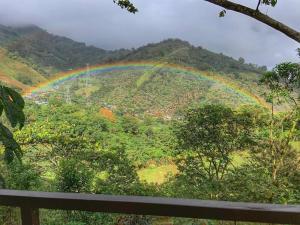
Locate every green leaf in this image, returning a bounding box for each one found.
[0,102,3,117]
[0,123,22,163]
[0,174,5,188]
[113,0,138,13]
[0,86,25,128]
[271,0,277,6]
[219,10,226,17]
[0,85,25,163]
[262,0,278,7]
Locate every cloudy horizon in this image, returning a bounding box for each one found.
[0,0,299,68]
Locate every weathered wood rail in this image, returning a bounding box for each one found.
[0,189,300,225]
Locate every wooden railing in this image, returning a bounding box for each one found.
[0,189,300,225]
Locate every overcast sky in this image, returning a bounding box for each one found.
[0,0,299,67]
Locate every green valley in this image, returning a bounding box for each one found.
[0,23,299,225]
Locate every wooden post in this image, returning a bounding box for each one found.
[21,207,40,225]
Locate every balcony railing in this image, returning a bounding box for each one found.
[0,189,300,225]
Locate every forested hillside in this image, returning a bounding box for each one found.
[56,69,264,117]
[122,39,267,74]
[0,24,266,77]
[0,24,272,115]
[0,47,46,88]
[0,25,109,75]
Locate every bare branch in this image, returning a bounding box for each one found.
[205,0,300,43]
[111,0,300,43]
[256,0,262,11]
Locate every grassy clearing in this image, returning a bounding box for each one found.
[138,164,178,184]
[138,151,250,184]
[292,141,300,151]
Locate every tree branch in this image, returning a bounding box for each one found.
[204,0,300,43]
[256,0,261,11]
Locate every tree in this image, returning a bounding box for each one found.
[259,62,300,184]
[172,104,255,199]
[95,148,140,195]
[224,109,300,203]
[56,158,93,193]
[238,57,245,64]
[114,0,300,43]
[4,161,40,191]
[224,154,300,203]
[260,62,300,107]
[224,63,300,204]
[0,86,25,163]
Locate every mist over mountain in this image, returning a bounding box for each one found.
[0,24,266,77]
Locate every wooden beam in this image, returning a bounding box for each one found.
[0,190,300,224]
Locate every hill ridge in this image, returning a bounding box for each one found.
[0,24,267,77]
[0,24,272,114]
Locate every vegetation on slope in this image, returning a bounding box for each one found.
[45,68,265,117]
[0,24,267,77]
[0,24,271,116]
[122,39,267,74]
[0,25,109,75]
[0,48,46,88]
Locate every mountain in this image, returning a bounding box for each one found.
[121,39,266,74]
[0,25,266,76]
[0,25,109,75]
[0,24,271,115]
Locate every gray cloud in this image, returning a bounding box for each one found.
[0,0,299,68]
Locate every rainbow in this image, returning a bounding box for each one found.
[23,61,269,109]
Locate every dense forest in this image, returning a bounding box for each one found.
[0,24,299,225]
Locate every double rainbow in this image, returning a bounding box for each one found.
[23,61,269,109]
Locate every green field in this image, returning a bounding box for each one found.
[138,164,178,184]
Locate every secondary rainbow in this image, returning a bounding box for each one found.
[23,61,269,109]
